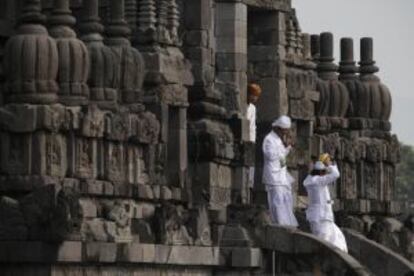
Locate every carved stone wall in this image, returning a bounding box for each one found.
[0,0,406,275]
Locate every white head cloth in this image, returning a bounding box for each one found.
[313,161,326,171]
[272,115,292,129]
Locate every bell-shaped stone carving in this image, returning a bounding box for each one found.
[359,37,392,121]
[315,32,349,117]
[49,0,90,106]
[339,38,369,118]
[79,0,118,110]
[3,0,59,104]
[105,0,145,104]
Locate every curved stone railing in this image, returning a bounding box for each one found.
[343,228,414,276]
[258,225,371,275]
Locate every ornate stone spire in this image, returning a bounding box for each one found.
[157,0,171,44]
[315,32,349,117]
[125,0,138,39]
[106,0,146,104]
[359,37,392,120]
[3,0,59,104]
[79,0,118,110]
[137,0,157,44]
[168,0,180,45]
[286,12,297,59]
[49,0,90,106]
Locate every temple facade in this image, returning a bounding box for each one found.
[0,0,411,275]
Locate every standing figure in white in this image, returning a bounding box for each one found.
[262,115,298,227]
[303,155,348,252]
[246,83,261,200]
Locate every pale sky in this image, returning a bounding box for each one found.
[293,0,414,145]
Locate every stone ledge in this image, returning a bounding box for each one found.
[0,241,262,268]
[344,229,414,276]
[260,225,370,275]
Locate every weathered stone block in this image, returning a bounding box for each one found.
[216,52,247,72]
[216,2,247,22]
[84,242,117,263]
[256,78,288,122]
[184,0,212,30]
[215,19,247,38]
[185,30,209,47]
[0,133,32,175]
[231,248,261,267]
[216,37,247,54]
[79,199,97,218]
[56,241,82,262]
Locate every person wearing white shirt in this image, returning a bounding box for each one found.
[303,158,348,252]
[262,115,298,227]
[246,83,261,198]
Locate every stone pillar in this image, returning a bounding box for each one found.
[105,0,145,105]
[49,0,89,106]
[3,0,59,104]
[79,0,118,110]
[185,0,233,211]
[215,1,248,117]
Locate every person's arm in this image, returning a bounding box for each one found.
[262,137,280,161]
[316,164,340,186]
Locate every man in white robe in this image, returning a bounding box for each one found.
[262,115,298,227]
[303,158,348,252]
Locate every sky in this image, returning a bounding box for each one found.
[293,0,414,145]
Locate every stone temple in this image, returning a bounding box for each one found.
[0,0,412,275]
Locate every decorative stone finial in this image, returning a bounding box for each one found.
[315,32,349,117]
[136,0,157,44]
[358,37,391,120]
[359,37,379,77]
[79,0,118,110]
[310,34,320,62]
[106,0,146,104]
[105,0,131,46]
[49,0,90,106]
[3,0,59,104]
[338,37,369,118]
[339,38,358,80]
[168,0,180,45]
[317,32,337,80]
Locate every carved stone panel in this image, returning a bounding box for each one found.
[126,145,149,185]
[68,136,97,180]
[104,142,125,183]
[1,133,31,175]
[32,132,67,177]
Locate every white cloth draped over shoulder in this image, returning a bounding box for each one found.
[246,103,256,143]
[303,164,348,252]
[262,131,297,227]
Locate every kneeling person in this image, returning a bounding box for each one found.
[303,156,348,252]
